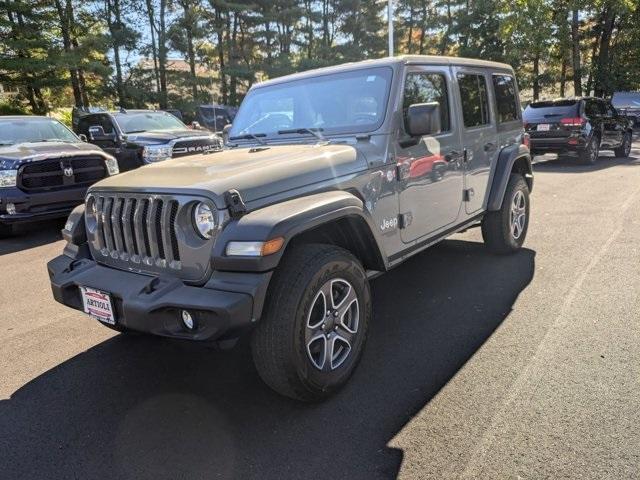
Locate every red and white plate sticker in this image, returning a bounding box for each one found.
[80,286,115,325]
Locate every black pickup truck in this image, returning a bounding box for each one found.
[75,109,223,172]
[0,116,119,237]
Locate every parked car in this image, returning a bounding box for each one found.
[0,116,119,238]
[75,109,222,172]
[611,91,640,126]
[49,55,533,400]
[523,97,634,164]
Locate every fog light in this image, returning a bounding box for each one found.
[181,310,195,330]
[6,203,16,215]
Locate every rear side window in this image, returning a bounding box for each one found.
[585,100,605,117]
[403,72,450,133]
[492,75,519,123]
[457,73,490,128]
[523,100,580,120]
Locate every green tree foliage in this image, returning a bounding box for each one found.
[1,0,640,113]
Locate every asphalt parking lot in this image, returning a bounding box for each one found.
[1,137,639,480]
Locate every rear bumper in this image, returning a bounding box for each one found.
[0,185,87,224]
[48,253,271,342]
[529,136,587,155]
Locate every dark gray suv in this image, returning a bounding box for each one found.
[48,56,532,401]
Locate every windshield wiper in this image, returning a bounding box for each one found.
[229,132,267,145]
[278,128,325,141]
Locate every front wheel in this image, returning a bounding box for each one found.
[481,174,530,254]
[251,244,371,401]
[614,131,632,158]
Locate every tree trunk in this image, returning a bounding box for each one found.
[53,0,84,107]
[532,53,540,100]
[440,0,453,55]
[560,56,567,97]
[594,5,616,97]
[570,6,582,96]
[158,0,168,109]
[145,0,161,95]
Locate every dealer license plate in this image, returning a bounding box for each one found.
[80,286,115,325]
[537,123,551,131]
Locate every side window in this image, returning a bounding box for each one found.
[77,117,90,135]
[457,73,490,128]
[492,74,519,123]
[403,72,450,133]
[98,115,115,134]
[585,100,604,117]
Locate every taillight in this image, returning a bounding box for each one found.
[522,133,530,148]
[560,117,584,127]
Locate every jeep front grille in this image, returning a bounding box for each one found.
[90,193,181,270]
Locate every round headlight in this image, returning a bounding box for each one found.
[193,202,216,239]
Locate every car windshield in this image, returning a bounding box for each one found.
[230,66,393,139]
[0,118,78,145]
[113,112,187,133]
[523,100,580,120]
[611,92,640,108]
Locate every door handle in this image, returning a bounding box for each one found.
[484,142,497,152]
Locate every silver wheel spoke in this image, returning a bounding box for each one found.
[305,277,360,371]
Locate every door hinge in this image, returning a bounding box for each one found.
[398,212,412,229]
[463,188,475,202]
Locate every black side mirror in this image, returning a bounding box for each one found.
[191,121,202,130]
[88,125,115,142]
[78,134,88,142]
[406,102,441,137]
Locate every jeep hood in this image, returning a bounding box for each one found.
[93,143,365,204]
[0,141,109,169]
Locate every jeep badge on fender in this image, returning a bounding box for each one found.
[48,55,533,401]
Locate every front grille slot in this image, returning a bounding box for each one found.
[91,193,181,270]
[18,156,107,192]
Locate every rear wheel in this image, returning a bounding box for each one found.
[0,223,14,239]
[614,131,632,158]
[481,174,530,254]
[579,135,599,165]
[251,244,371,401]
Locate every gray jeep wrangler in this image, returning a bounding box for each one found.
[48,56,533,401]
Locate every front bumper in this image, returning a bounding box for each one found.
[0,185,88,224]
[48,253,270,342]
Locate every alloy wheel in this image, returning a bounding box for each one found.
[510,190,527,240]
[305,278,359,371]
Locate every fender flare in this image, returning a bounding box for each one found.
[487,144,533,212]
[212,190,386,272]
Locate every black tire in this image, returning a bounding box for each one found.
[614,131,632,158]
[579,135,599,165]
[251,244,371,401]
[481,174,530,254]
[0,223,14,239]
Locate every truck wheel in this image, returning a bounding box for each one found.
[481,174,530,254]
[579,135,599,165]
[0,223,14,239]
[614,131,632,158]
[251,244,371,401]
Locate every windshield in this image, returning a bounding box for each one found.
[113,111,187,133]
[611,92,640,108]
[230,66,393,138]
[0,118,78,145]
[523,100,580,120]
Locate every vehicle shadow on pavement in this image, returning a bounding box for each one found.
[532,153,640,173]
[0,219,64,256]
[0,240,535,480]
